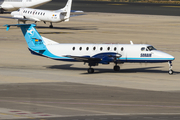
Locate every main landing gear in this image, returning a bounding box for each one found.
[114,65,120,71]
[168,61,173,75]
[87,67,94,73]
[49,22,53,28]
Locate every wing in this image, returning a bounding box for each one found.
[0,16,41,22]
[64,53,122,65]
[64,55,101,62]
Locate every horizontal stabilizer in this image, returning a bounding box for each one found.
[4,24,35,31]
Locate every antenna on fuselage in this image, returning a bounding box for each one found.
[130,41,133,45]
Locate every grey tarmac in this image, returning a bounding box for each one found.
[0,11,180,120]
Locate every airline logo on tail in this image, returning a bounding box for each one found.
[27,29,34,35]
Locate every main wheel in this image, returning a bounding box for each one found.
[49,25,53,28]
[114,66,120,71]
[88,68,94,73]
[169,70,173,75]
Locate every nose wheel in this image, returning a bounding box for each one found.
[168,61,173,75]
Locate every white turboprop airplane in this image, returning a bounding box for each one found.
[0,0,51,13]
[4,24,175,74]
[0,0,83,28]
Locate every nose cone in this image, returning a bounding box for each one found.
[167,54,175,61]
[11,11,19,16]
[154,50,175,61]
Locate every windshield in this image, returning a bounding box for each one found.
[147,46,156,51]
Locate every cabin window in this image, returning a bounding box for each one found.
[107,47,110,51]
[121,47,124,51]
[86,47,89,51]
[114,47,117,51]
[79,47,82,51]
[93,47,96,50]
[72,47,75,50]
[100,47,103,51]
[141,47,145,51]
[43,13,45,15]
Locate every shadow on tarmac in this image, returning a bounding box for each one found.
[45,64,180,74]
[36,26,97,30]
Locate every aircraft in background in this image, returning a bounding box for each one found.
[0,0,84,28]
[4,24,175,74]
[0,0,51,13]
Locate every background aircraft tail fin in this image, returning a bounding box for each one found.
[55,0,72,21]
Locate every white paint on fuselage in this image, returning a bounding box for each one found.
[17,8,62,22]
[1,0,51,11]
[45,43,174,62]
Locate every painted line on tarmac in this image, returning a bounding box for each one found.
[0,108,59,119]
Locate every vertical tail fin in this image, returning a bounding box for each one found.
[4,24,46,51]
[56,0,72,22]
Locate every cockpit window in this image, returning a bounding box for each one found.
[141,47,145,51]
[147,46,156,51]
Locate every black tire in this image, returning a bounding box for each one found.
[114,66,120,71]
[88,68,94,73]
[169,70,173,75]
[49,25,53,28]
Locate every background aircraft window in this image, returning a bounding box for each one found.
[141,47,145,51]
[93,47,96,50]
[43,13,45,15]
[121,47,124,51]
[100,47,103,51]
[147,46,156,51]
[86,47,89,51]
[72,47,75,50]
[114,47,117,51]
[107,47,110,51]
[79,47,82,51]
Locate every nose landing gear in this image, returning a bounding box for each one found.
[168,61,173,75]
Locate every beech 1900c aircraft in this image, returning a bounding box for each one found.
[0,0,83,28]
[4,24,175,74]
[0,0,51,13]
